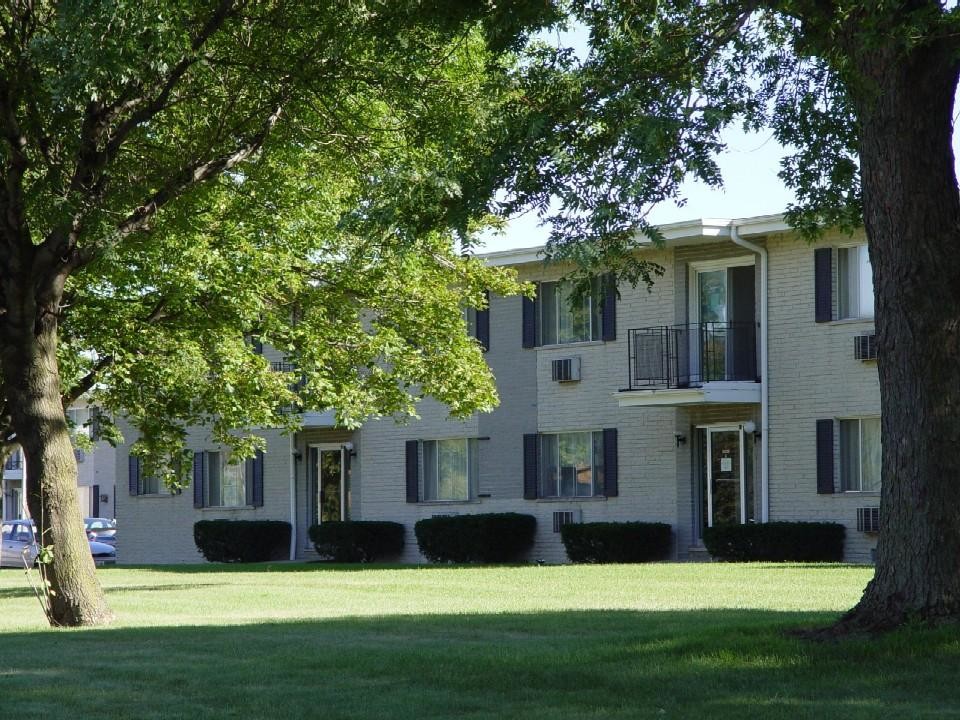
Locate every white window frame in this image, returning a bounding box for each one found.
[839,417,882,492]
[420,438,477,502]
[538,279,602,346]
[837,244,875,320]
[539,430,604,499]
[205,451,246,508]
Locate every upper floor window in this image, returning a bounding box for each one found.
[539,279,602,345]
[838,245,874,319]
[540,431,605,498]
[839,417,881,492]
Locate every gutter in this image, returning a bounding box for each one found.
[729,222,770,523]
[289,433,297,560]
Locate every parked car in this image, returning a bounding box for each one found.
[0,520,116,567]
[0,519,39,568]
[84,517,117,547]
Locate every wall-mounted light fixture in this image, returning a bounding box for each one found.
[342,442,357,458]
[741,421,761,440]
[674,433,687,448]
[292,449,303,462]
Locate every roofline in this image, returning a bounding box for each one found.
[481,213,792,267]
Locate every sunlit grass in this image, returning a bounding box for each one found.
[1,562,957,719]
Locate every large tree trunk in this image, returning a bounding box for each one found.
[0,272,112,627]
[837,40,960,631]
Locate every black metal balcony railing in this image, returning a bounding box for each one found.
[627,322,758,390]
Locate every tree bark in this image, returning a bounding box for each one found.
[837,40,960,631]
[0,269,112,627]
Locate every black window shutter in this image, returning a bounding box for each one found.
[814,248,833,323]
[476,291,490,352]
[92,484,100,516]
[523,433,539,499]
[252,450,264,507]
[816,419,835,494]
[128,455,140,496]
[405,440,419,503]
[603,428,619,497]
[522,293,537,348]
[90,408,102,442]
[193,451,206,508]
[601,275,617,342]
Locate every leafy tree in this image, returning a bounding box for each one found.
[0,1,555,626]
[498,0,960,632]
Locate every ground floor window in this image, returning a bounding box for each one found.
[422,438,478,501]
[539,431,604,498]
[840,418,881,492]
[206,451,246,507]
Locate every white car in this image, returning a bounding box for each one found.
[0,519,39,568]
[0,519,115,568]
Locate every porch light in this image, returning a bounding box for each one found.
[674,433,687,448]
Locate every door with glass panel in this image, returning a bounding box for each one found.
[308,446,345,538]
[704,428,746,527]
[691,264,756,383]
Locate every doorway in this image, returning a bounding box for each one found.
[308,445,347,540]
[697,426,754,535]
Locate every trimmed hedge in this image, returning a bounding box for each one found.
[193,520,291,563]
[702,521,845,562]
[414,513,536,563]
[308,521,405,563]
[560,522,672,563]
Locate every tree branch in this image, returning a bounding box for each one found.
[63,355,114,408]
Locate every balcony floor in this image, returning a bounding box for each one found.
[614,381,761,407]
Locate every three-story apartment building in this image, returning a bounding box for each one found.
[117,213,882,564]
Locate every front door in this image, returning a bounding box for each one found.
[705,427,746,527]
[309,446,346,531]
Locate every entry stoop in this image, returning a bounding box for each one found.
[686,546,714,562]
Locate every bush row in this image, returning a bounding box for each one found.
[193,520,291,563]
[414,513,536,563]
[309,521,404,562]
[702,522,845,561]
[560,522,672,563]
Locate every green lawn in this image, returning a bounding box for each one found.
[1,562,957,719]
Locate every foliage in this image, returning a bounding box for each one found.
[193,520,291,563]
[703,522,845,562]
[308,521,404,563]
[560,521,671,563]
[414,513,536,563]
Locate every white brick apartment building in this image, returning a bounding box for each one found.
[117,213,882,564]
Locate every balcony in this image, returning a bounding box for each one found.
[617,322,759,407]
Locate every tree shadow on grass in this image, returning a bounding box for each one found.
[0,609,957,720]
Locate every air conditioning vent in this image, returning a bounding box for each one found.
[551,357,581,383]
[854,334,878,361]
[552,509,581,533]
[431,512,459,519]
[857,507,880,533]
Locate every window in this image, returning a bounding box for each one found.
[421,439,478,501]
[140,473,163,495]
[540,431,605,498]
[838,245,874,319]
[840,418,881,492]
[67,408,91,438]
[539,279,602,345]
[206,451,246,507]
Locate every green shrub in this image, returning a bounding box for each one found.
[414,513,536,563]
[560,522,672,563]
[702,522,845,562]
[308,521,405,562]
[193,520,291,563]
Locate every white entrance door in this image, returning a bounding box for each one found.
[705,427,746,527]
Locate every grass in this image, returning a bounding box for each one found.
[0,562,957,719]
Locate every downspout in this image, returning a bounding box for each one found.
[730,222,770,523]
[289,433,297,560]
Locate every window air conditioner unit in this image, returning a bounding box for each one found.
[431,512,459,519]
[552,509,581,533]
[853,334,878,361]
[857,507,880,533]
[551,357,581,383]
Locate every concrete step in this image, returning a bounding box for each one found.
[686,545,714,562]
